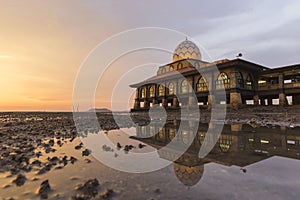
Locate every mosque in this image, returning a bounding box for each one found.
[130,39,300,110]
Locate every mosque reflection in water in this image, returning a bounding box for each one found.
[133,121,300,187]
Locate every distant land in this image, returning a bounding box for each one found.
[88,108,111,112]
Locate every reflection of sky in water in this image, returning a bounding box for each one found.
[200,157,300,199]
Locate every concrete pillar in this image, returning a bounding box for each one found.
[134,99,140,109]
[152,99,158,105]
[173,97,179,108]
[253,95,259,105]
[207,94,214,109]
[267,98,272,105]
[135,88,139,98]
[278,73,284,89]
[279,93,287,106]
[230,92,242,109]
[261,98,266,105]
[144,100,150,108]
[162,98,168,107]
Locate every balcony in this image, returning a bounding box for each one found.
[258,84,279,90]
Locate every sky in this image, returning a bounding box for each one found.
[0,0,300,111]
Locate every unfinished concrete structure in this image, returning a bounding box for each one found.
[130,39,300,111]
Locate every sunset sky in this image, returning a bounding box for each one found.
[1,0,300,111]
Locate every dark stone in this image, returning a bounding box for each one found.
[31,159,42,166]
[70,156,78,164]
[12,174,26,186]
[75,142,83,150]
[117,142,122,150]
[82,149,91,157]
[100,189,114,199]
[48,139,54,146]
[38,180,51,199]
[76,178,100,198]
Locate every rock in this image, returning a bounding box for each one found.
[117,142,122,149]
[154,188,161,194]
[36,151,42,158]
[249,118,257,124]
[60,156,68,166]
[48,156,59,164]
[48,139,54,146]
[124,145,135,152]
[100,189,114,199]
[12,174,26,186]
[31,159,42,166]
[102,145,113,152]
[54,166,64,170]
[82,149,91,157]
[76,178,99,198]
[37,164,52,175]
[57,140,62,146]
[38,180,51,199]
[240,168,247,173]
[70,156,78,164]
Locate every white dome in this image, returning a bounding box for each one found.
[172,39,202,62]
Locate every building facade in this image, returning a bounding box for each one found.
[130,39,300,110]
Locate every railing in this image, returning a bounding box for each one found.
[258,84,279,90]
[284,82,300,88]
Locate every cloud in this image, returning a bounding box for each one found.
[0,55,13,59]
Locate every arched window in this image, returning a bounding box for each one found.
[236,72,244,88]
[180,80,188,94]
[141,88,146,98]
[216,72,230,89]
[177,62,183,70]
[168,129,176,141]
[218,135,232,153]
[169,64,174,71]
[158,85,164,96]
[245,74,253,90]
[149,86,155,97]
[197,77,208,92]
[168,83,175,95]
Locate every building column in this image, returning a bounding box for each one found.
[162,98,168,108]
[261,98,266,105]
[278,73,286,106]
[253,95,259,105]
[134,99,140,109]
[152,99,158,105]
[144,100,150,108]
[279,93,287,106]
[230,92,242,109]
[207,94,214,109]
[267,98,272,105]
[173,97,179,108]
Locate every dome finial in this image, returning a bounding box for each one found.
[185,36,188,41]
